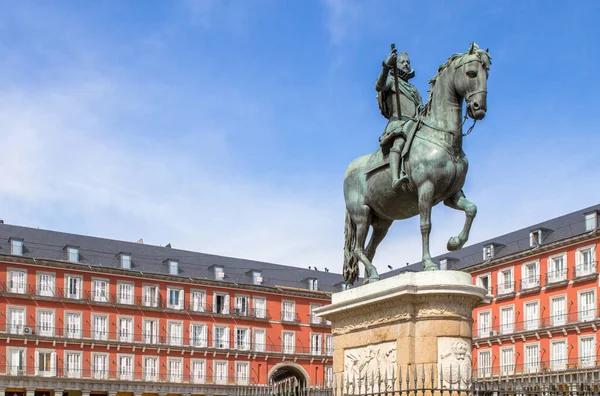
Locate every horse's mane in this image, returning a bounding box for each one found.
[421,44,492,117]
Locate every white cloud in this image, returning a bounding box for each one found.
[322,0,362,46]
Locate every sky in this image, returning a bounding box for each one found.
[1,0,600,275]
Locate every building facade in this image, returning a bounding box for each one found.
[0,224,341,396]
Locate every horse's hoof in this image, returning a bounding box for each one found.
[447,236,463,251]
[423,261,439,271]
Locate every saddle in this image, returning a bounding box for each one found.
[366,119,421,176]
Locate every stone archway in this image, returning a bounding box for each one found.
[268,362,310,387]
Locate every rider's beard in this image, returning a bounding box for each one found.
[398,68,415,81]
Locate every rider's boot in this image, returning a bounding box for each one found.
[390,144,409,189]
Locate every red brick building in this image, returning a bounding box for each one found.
[0,223,343,396]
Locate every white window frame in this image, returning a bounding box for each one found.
[524,342,540,373]
[308,278,318,291]
[143,356,159,382]
[575,245,596,277]
[483,244,494,260]
[120,253,132,269]
[550,339,567,370]
[500,346,515,375]
[477,310,492,338]
[214,266,225,281]
[118,354,134,381]
[500,305,514,334]
[214,360,228,384]
[548,253,567,283]
[7,347,27,375]
[252,270,263,285]
[167,286,184,310]
[65,274,83,299]
[521,260,540,289]
[550,295,567,326]
[91,314,109,341]
[579,335,596,368]
[190,358,206,384]
[476,273,491,294]
[282,330,295,354]
[282,300,296,322]
[117,281,134,305]
[578,289,596,322]
[253,296,267,319]
[168,260,178,275]
[234,326,251,351]
[168,320,183,346]
[8,268,27,294]
[325,334,333,356]
[10,238,24,256]
[529,230,542,247]
[497,267,514,295]
[253,328,266,352]
[143,318,159,344]
[37,308,55,337]
[37,272,55,297]
[478,350,492,378]
[142,284,159,307]
[524,300,540,331]
[64,351,82,378]
[585,212,598,231]
[118,316,134,343]
[310,333,323,356]
[92,278,110,303]
[167,357,183,383]
[65,311,82,339]
[213,325,230,349]
[35,348,56,377]
[213,292,230,314]
[325,366,334,387]
[234,294,251,316]
[7,306,26,335]
[235,361,250,385]
[67,246,79,263]
[190,322,208,348]
[190,289,206,312]
[91,352,109,380]
[310,304,322,324]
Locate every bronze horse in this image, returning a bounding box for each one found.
[343,43,491,284]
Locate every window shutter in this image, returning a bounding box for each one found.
[224,295,230,314]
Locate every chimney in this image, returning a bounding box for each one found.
[136,238,144,244]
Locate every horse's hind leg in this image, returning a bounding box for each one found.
[352,205,380,283]
[444,190,477,251]
[366,216,393,262]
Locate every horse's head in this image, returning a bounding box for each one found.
[452,42,491,120]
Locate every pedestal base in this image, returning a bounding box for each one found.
[315,271,486,391]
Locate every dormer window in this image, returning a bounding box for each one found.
[529,230,542,247]
[9,238,23,256]
[585,211,598,231]
[440,258,448,270]
[214,266,225,281]
[252,271,263,285]
[308,278,318,291]
[168,260,178,275]
[483,244,494,260]
[120,253,132,269]
[66,246,79,263]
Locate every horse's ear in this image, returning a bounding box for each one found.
[486,48,489,53]
[469,42,475,54]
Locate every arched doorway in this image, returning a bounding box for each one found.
[268,362,310,394]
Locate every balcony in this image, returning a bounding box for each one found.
[545,268,569,287]
[473,308,599,339]
[572,261,598,282]
[281,311,301,324]
[494,282,516,299]
[473,358,600,379]
[519,276,541,294]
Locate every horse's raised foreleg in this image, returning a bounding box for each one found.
[418,181,438,271]
[366,217,393,262]
[352,205,380,284]
[444,190,477,251]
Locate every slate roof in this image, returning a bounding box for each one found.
[382,203,600,277]
[0,223,345,293]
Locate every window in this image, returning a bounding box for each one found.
[477,311,491,338]
[548,254,567,283]
[92,314,108,341]
[214,266,225,281]
[585,212,598,231]
[168,321,183,346]
[524,301,539,330]
[234,295,250,316]
[522,261,540,289]
[524,344,539,373]
[119,355,133,380]
[10,239,24,256]
[500,306,513,334]
[235,327,250,350]
[190,290,206,312]
[65,275,82,299]
[498,268,513,294]
[252,271,263,285]
[143,319,159,344]
[37,273,55,297]
[579,290,596,321]
[144,357,158,381]
[282,300,296,322]
[500,347,514,375]
[308,278,318,291]
[7,348,26,375]
[167,260,178,276]
[36,349,56,376]
[310,304,322,324]
[8,269,27,294]
[215,361,228,384]
[283,331,295,354]
[168,358,183,382]
[92,279,109,302]
[576,246,596,276]
[65,352,82,378]
[580,336,595,368]
[67,246,79,263]
[92,353,108,379]
[325,334,334,355]
[65,312,82,339]
[213,325,230,349]
[142,284,158,307]
[167,287,183,310]
[529,230,542,247]
[253,329,266,352]
[191,359,206,384]
[120,253,132,269]
[118,317,133,343]
[439,258,448,270]
[235,361,250,385]
[476,274,491,293]
[214,293,230,314]
[37,309,55,337]
[551,340,567,370]
[118,282,134,305]
[551,296,567,326]
[311,333,323,355]
[190,323,208,347]
[325,366,334,387]
[483,244,494,260]
[253,297,267,318]
[7,307,26,335]
[478,350,492,377]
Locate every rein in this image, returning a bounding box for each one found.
[420,89,486,137]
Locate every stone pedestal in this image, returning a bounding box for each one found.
[315,271,486,391]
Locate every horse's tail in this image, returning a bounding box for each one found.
[343,209,359,285]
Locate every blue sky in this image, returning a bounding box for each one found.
[1,0,600,274]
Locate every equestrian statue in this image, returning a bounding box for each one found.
[343,42,491,285]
